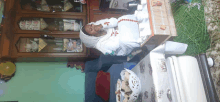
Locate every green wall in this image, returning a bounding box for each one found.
[0,62,85,102]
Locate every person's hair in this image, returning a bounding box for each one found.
[82,25,91,36]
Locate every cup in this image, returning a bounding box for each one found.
[165,41,188,54]
[137,5,143,10]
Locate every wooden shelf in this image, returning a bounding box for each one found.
[0,0,90,62]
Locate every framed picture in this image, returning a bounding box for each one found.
[63,38,83,52]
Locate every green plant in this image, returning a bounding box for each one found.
[171,0,211,56]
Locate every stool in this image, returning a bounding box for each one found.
[0,61,16,82]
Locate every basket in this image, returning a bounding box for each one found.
[120,68,141,102]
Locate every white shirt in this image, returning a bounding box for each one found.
[84,15,141,56]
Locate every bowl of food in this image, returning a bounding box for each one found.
[120,69,141,102]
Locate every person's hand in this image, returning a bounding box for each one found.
[98,24,103,29]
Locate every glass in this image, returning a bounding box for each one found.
[16,37,83,53]
[18,18,82,31]
[20,0,82,12]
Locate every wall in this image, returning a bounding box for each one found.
[0,62,85,102]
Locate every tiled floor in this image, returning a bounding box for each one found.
[0,62,85,102]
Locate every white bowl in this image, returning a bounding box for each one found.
[120,69,141,102]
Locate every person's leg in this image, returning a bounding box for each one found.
[117,15,141,56]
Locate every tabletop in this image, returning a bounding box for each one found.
[131,51,172,102]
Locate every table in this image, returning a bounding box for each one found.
[0,62,16,82]
[131,46,172,102]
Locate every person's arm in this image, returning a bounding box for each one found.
[96,43,115,55]
[95,38,120,55]
[93,17,118,29]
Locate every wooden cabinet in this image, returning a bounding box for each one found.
[0,0,129,62]
[14,14,86,34]
[17,0,87,15]
[87,0,126,22]
[12,34,87,58]
[0,0,90,62]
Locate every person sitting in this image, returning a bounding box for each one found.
[80,12,148,56]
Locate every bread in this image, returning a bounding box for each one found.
[160,25,166,30]
[123,98,128,102]
[151,0,162,6]
[151,0,157,6]
[124,71,130,79]
[121,80,126,91]
[121,80,132,95]
[157,1,162,6]
[124,85,132,93]
[123,94,129,102]
[115,90,120,95]
[118,94,120,102]
[124,71,130,81]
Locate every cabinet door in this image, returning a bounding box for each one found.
[89,10,123,22]
[87,0,124,22]
[11,34,87,58]
[17,0,86,16]
[14,14,86,34]
[88,0,99,10]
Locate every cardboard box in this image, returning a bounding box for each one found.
[141,0,177,47]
